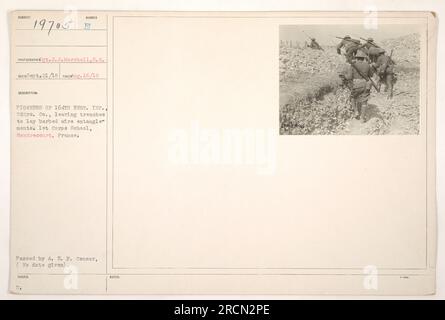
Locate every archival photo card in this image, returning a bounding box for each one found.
[9,11,436,295]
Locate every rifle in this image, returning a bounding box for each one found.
[350,61,380,92]
[359,37,380,48]
[383,50,396,66]
[335,36,361,44]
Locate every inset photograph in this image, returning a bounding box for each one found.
[279,25,420,135]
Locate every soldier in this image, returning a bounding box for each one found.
[358,37,376,54]
[373,48,395,99]
[344,50,374,122]
[308,38,322,50]
[367,46,381,63]
[337,35,360,61]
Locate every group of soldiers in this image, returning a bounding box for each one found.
[337,35,396,122]
[307,35,396,123]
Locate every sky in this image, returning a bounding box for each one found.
[279,24,420,46]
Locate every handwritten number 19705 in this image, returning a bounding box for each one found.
[33,19,72,35]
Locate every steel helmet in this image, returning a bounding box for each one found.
[367,37,374,42]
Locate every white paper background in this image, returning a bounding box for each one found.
[0,0,443,299]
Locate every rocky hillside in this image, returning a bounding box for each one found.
[279,33,420,135]
[380,33,420,68]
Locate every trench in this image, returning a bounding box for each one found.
[279,73,352,135]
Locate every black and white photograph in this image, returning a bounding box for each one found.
[279,25,421,135]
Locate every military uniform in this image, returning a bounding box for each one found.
[358,38,376,56]
[374,50,395,98]
[337,36,360,61]
[309,38,322,50]
[344,51,374,121]
[367,47,381,63]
